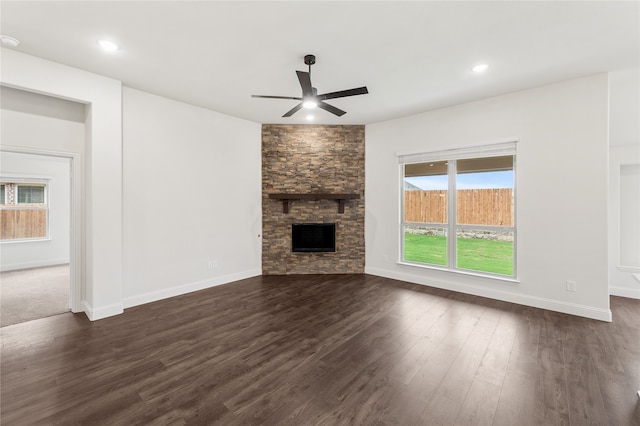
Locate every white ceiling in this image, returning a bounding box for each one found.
[1,1,638,125]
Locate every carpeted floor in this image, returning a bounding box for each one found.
[1,264,69,327]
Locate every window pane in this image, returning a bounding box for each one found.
[404,160,448,224]
[403,225,447,266]
[0,185,4,204]
[17,186,45,204]
[456,229,514,276]
[456,156,513,226]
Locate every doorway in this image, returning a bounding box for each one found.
[0,150,80,326]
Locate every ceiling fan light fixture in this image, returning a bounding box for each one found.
[302,99,318,109]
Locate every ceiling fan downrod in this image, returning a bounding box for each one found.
[304,54,315,77]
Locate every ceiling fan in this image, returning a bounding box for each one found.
[252,54,368,117]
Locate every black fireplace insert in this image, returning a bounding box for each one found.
[291,223,336,252]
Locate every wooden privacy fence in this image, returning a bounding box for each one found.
[404,189,513,226]
[0,208,47,240]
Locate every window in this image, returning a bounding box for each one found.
[400,142,516,278]
[17,185,46,204]
[0,181,49,241]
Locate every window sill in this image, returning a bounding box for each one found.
[397,261,520,284]
[1,237,51,245]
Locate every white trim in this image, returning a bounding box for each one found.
[617,265,640,273]
[0,205,48,211]
[123,269,262,309]
[0,258,69,272]
[448,157,457,269]
[397,140,517,163]
[0,174,53,182]
[610,285,640,299]
[0,144,83,314]
[365,266,612,322]
[82,300,123,321]
[397,261,520,283]
[0,237,52,244]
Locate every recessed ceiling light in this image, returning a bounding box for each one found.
[1,35,20,48]
[306,114,315,121]
[98,39,119,52]
[472,63,489,73]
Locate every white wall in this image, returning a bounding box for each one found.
[1,48,123,320]
[608,67,640,298]
[1,50,262,319]
[0,87,85,154]
[122,88,262,307]
[366,74,611,321]
[0,152,71,271]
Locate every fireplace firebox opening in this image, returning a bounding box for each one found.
[292,223,336,253]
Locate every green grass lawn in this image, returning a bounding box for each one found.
[404,233,513,276]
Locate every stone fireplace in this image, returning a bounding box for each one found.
[262,124,365,275]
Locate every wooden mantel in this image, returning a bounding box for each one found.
[268,193,361,214]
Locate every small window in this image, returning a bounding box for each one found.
[0,181,49,241]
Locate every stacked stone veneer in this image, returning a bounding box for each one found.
[262,124,365,275]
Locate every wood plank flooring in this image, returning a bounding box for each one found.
[1,274,639,425]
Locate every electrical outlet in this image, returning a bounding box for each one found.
[207,260,214,270]
[566,280,577,292]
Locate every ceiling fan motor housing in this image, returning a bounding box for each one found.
[304,55,316,66]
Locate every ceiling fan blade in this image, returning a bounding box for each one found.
[296,71,313,97]
[317,86,369,101]
[251,95,302,100]
[317,101,346,117]
[282,103,303,117]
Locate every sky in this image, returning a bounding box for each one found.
[405,171,514,190]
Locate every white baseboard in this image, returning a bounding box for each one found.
[82,300,124,321]
[123,269,262,309]
[610,286,640,299]
[365,266,612,322]
[0,258,70,272]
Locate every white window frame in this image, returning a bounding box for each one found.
[398,141,517,280]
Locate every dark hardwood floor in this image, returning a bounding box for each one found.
[2,274,639,425]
